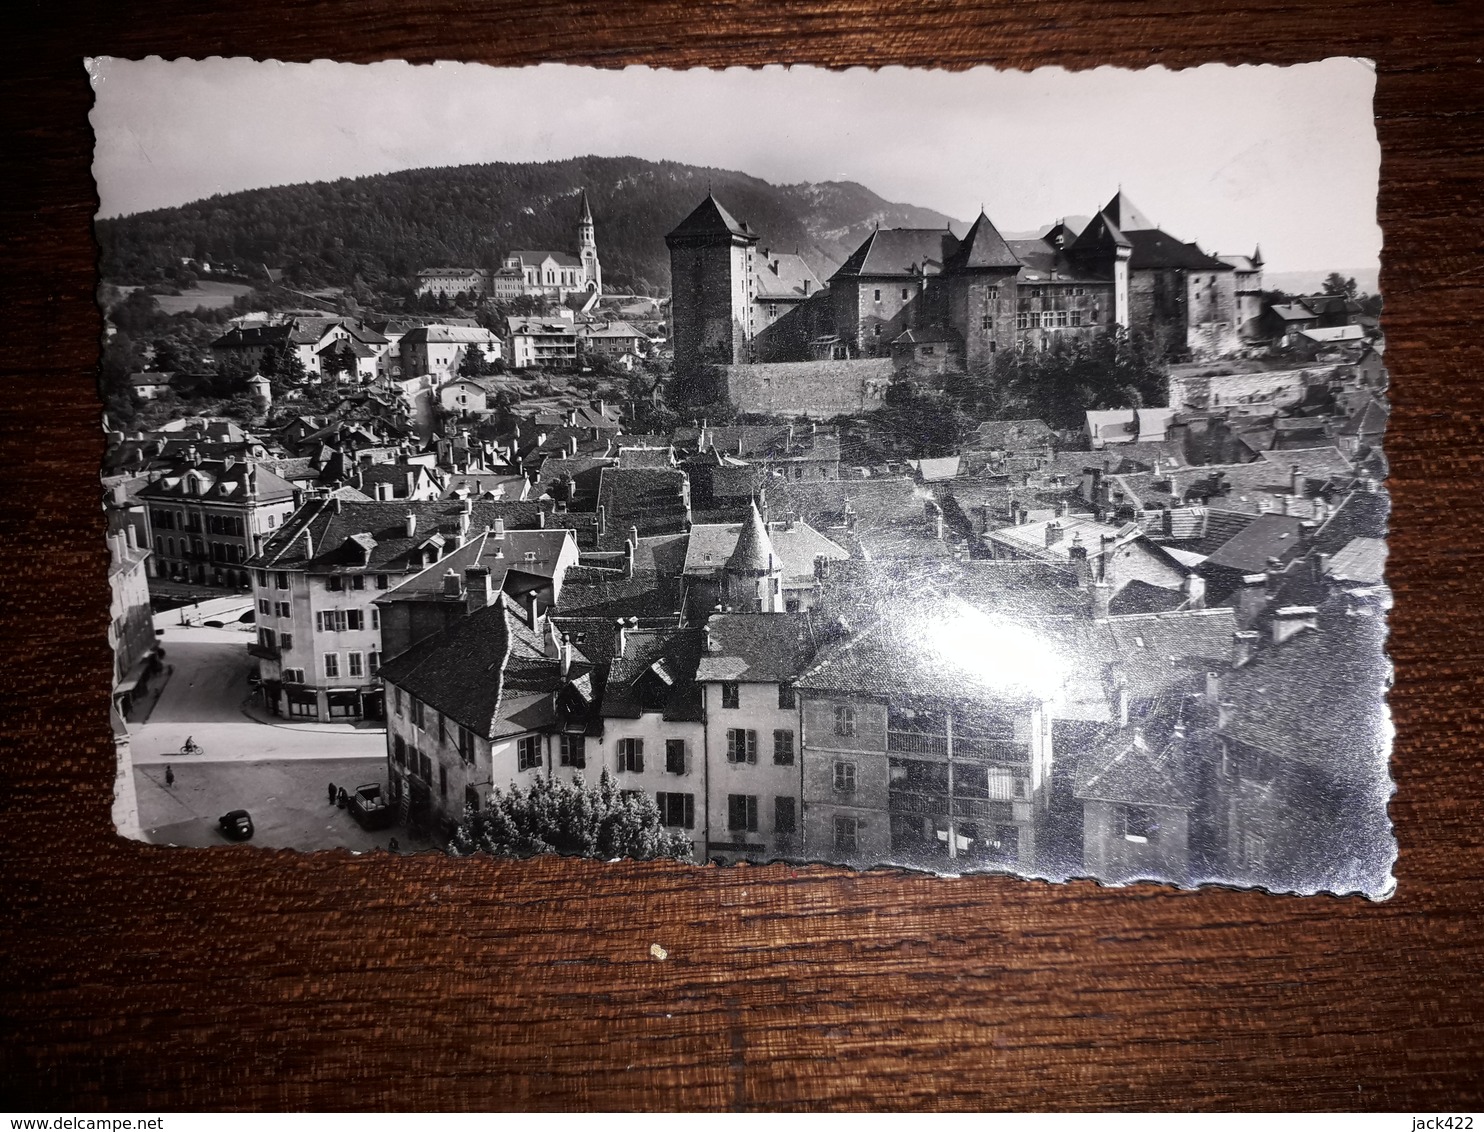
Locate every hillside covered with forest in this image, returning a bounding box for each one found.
[95,156,964,296]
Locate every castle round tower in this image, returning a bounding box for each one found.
[722,498,784,613]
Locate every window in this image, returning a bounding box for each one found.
[1016,312,1031,330]
[456,726,475,764]
[288,697,317,719]
[774,796,796,836]
[1031,287,1042,298]
[1040,311,1056,328]
[368,650,379,674]
[834,816,859,854]
[394,686,403,717]
[1119,806,1159,844]
[617,738,643,773]
[370,607,379,631]
[773,729,795,766]
[258,599,271,616]
[834,705,856,737]
[1055,310,1069,328]
[418,752,432,782]
[833,760,857,793]
[282,668,304,684]
[256,569,268,587]
[1072,310,1084,326]
[728,794,759,833]
[275,601,290,618]
[410,698,425,729]
[517,736,541,771]
[322,653,339,678]
[777,683,796,709]
[981,315,993,330]
[726,729,758,764]
[873,289,882,302]
[665,739,687,775]
[721,682,740,709]
[275,571,289,590]
[345,609,364,632]
[376,574,389,590]
[901,288,909,300]
[560,734,586,768]
[350,574,365,591]
[347,652,363,678]
[464,786,481,814]
[327,575,344,592]
[257,627,277,650]
[393,735,406,768]
[656,792,695,829]
[439,765,447,800]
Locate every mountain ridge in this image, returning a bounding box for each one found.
[95,155,965,296]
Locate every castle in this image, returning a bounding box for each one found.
[416,190,602,303]
[666,189,1260,377]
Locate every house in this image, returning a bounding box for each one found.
[683,502,850,616]
[137,457,299,588]
[128,372,175,400]
[245,496,560,722]
[579,319,648,360]
[108,527,156,717]
[1085,407,1177,448]
[595,467,691,540]
[695,612,819,863]
[1075,724,1195,885]
[378,593,595,838]
[414,268,488,301]
[599,623,709,860]
[1293,324,1367,358]
[796,596,1058,870]
[506,315,580,370]
[399,325,502,381]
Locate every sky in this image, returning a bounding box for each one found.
[87,58,1381,274]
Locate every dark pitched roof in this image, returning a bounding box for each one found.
[832,228,956,280]
[1101,191,1156,232]
[595,467,689,536]
[945,211,1021,271]
[665,194,754,243]
[1075,727,1193,807]
[1124,230,1232,272]
[695,612,819,684]
[1108,579,1187,616]
[600,626,704,721]
[376,594,588,739]
[1069,211,1132,255]
[136,459,297,506]
[1200,512,1306,573]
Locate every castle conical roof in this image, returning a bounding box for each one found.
[725,498,779,575]
[946,210,1022,271]
[665,193,756,243]
[1102,190,1156,233]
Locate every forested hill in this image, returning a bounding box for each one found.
[95,156,963,296]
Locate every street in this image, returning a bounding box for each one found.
[126,615,420,852]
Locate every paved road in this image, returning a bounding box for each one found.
[132,620,385,765]
[135,757,434,853]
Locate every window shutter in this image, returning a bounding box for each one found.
[747,731,757,764]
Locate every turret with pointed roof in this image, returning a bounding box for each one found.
[722,497,784,613]
[666,193,760,375]
[946,209,1022,272]
[1102,190,1156,233]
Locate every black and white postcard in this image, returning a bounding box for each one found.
[90,58,1393,897]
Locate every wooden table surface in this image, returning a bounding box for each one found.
[4,0,1483,1110]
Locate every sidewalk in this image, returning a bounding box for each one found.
[240,693,388,736]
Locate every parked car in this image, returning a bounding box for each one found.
[218,809,254,841]
[347,783,393,830]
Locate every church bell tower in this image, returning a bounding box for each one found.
[578,190,602,295]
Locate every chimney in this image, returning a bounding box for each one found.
[1114,679,1130,728]
[1290,463,1306,497]
[1055,499,1069,518]
[1045,521,1064,548]
[493,516,506,539]
[629,525,639,548]
[403,511,416,537]
[1312,551,1332,583]
[560,635,572,678]
[613,617,628,659]
[1183,573,1206,610]
[406,470,417,497]
[624,538,635,579]
[1298,519,1318,551]
[333,494,344,515]
[123,524,137,552]
[568,436,578,457]
[1271,605,1319,646]
[526,590,540,630]
[1232,630,1259,667]
[1265,556,1285,597]
[302,529,313,559]
[1091,580,1113,619]
[441,568,462,600]
[1068,535,1091,589]
[597,504,606,537]
[464,565,492,612]
[1205,671,1221,708]
[537,510,546,529]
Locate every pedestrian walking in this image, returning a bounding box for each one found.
[328,781,337,805]
[164,765,175,788]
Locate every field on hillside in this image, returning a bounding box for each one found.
[152,279,255,314]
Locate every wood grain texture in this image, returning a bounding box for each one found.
[3,0,1483,1110]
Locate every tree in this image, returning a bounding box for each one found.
[875,374,975,458]
[449,770,693,862]
[457,347,494,378]
[1322,272,1359,300]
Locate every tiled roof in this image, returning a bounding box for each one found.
[1326,537,1387,586]
[401,325,499,345]
[249,498,553,572]
[136,459,297,506]
[945,211,1021,271]
[1075,728,1193,807]
[684,517,848,583]
[1124,230,1231,272]
[596,467,689,536]
[1068,211,1131,255]
[665,195,753,242]
[376,594,588,739]
[600,626,705,721]
[1200,512,1306,573]
[507,248,583,268]
[695,612,819,684]
[1108,579,1187,616]
[1101,191,1156,232]
[753,252,822,300]
[832,228,956,279]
